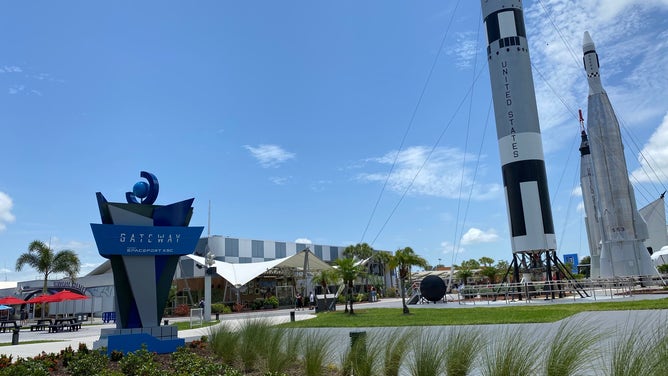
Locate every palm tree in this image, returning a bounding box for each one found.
[343,243,374,260]
[15,240,81,294]
[312,269,340,311]
[389,247,427,314]
[373,251,393,295]
[344,243,376,293]
[334,257,365,314]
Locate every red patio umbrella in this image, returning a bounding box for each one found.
[0,296,26,305]
[48,290,89,302]
[26,294,54,304]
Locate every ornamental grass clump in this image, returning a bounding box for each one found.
[442,326,485,376]
[381,328,414,376]
[301,330,334,376]
[543,319,602,376]
[605,317,668,376]
[265,328,301,375]
[237,319,273,372]
[340,331,382,376]
[409,328,444,376]
[649,323,668,373]
[481,326,541,376]
[208,321,239,365]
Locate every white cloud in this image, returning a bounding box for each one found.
[440,240,464,254]
[46,237,93,252]
[269,176,289,185]
[631,112,668,183]
[0,192,15,231]
[244,144,295,168]
[460,227,499,245]
[0,65,22,73]
[449,31,479,69]
[8,85,24,95]
[523,0,668,155]
[359,146,501,199]
[295,238,312,244]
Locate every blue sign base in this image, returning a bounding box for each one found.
[106,333,185,355]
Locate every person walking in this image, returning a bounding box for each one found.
[295,293,303,310]
[309,291,315,310]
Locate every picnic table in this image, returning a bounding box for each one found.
[30,319,52,331]
[48,318,82,333]
[0,320,20,333]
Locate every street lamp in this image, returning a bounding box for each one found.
[204,250,216,321]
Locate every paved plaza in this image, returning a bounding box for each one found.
[1,293,667,361]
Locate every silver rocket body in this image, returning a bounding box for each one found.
[481,0,557,253]
[579,130,602,278]
[582,32,655,277]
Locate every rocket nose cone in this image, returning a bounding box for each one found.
[583,31,595,52]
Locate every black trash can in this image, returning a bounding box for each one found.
[163,319,169,326]
[289,311,295,322]
[11,328,19,345]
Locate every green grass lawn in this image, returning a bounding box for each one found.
[279,298,668,328]
[173,319,220,331]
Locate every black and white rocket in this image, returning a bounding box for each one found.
[582,31,656,277]
[578,111,602,278]
[481,0,557,254]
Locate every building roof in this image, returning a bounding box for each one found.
[186,249,332,287]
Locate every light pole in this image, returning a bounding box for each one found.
[204,251,215,321]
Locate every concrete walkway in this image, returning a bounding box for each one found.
[1,292,666,360]
[0,308,317,359]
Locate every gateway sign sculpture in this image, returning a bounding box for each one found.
[91,171,204,354]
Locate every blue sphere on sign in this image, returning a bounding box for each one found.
[133,181,149,199]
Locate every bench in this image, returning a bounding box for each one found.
[30,323,49,331]
[29,319,53,331]
[0,321,20,333]
[48,324,65,333]
[68,322,82,331]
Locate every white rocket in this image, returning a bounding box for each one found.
[481,0,557,254]
[578,112,602,278]
[582,31,656,277]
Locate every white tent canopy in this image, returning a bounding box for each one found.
[186,249,332,287]
[651,246,668,266]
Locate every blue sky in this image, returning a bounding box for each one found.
[2,0,668,281]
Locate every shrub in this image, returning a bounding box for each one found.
[30,352,60,374]
[67,350,109,376]
[169,346,224,376]
[337,294,347,304]
[0,357,50,376]
[109,350,124,362]
[173,304,190,316]
[265,295,279,308]
[355,293,368,302]
[0,355,12,369]
[211,303,226,314]
[252,299,264,310]
[119,345,160,376]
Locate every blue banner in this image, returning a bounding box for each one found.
[91,224,204,256]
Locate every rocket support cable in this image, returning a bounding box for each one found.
[359,0,462,245]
